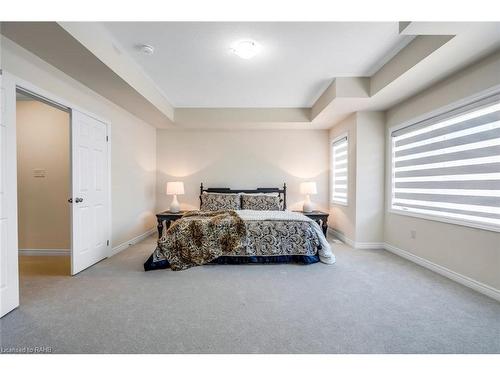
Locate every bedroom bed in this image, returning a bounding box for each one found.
[144,183,335,271]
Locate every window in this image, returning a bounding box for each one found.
[332,135,348,205]
[390,94,500,232]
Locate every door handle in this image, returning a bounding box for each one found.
[75,197,84,203]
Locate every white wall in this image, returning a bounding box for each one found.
[356,112,385,244]
[156,129,329,212]
[16,100,70,250]
[2,37,157,249]
[329,112,385,245]
[384,50,500,290]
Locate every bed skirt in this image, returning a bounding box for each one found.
[143,253,320,271]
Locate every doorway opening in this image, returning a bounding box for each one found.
[16,89,71,279]
[1,74,112,317]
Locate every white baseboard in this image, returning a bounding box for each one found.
[384,242,500,302]
[328,228,499,301]
[19,249,70,256]
[355,242,385,249]
[328,228,384,249]
[19,229,156,258]
[328,228,355,247]
[109,228,156,257]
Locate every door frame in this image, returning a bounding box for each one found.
[1,71,112,314]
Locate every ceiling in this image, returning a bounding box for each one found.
[102,22,412,108]
[1,22,174,128]
[2,22,500,130]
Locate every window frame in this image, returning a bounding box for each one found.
[387,91,500,233]
[331,133,349,206]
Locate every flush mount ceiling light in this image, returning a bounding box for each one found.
[231,40,261,59]
[138,44,155,55]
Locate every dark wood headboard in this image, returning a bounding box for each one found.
[200,183,287,210]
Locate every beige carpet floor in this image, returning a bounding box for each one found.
[1,235,499,354]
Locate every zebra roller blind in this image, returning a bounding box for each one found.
[332,136,348,204]
[391,94,500,231]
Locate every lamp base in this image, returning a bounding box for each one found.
[169,195,180,213]
[303,195,313,213]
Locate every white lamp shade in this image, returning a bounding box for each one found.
[166,181,185,195]
[300,182,317,195]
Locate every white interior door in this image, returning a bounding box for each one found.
[0,73,20,317]
[71,110,110,275]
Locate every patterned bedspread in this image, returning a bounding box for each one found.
[235,210,335,263]
[145,210,335,271]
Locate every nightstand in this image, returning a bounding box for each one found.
[293,210,329,236]
[156,211,187,238]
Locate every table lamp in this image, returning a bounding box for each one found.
[300,181,317,213]
[166,181,184,213]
